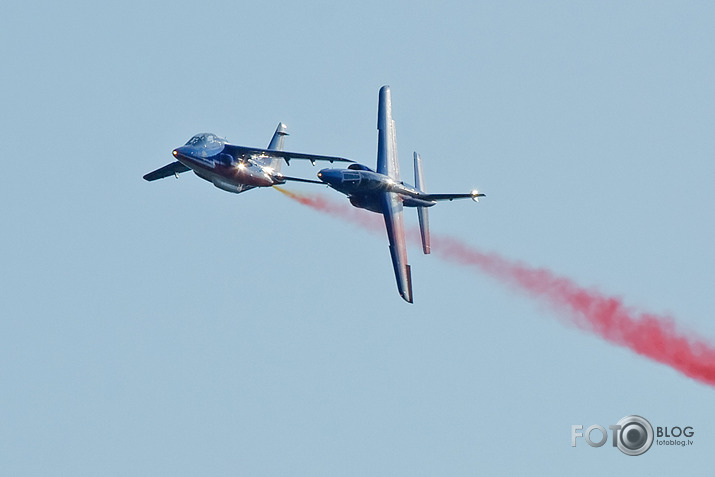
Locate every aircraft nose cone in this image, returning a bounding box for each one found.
[317,169,339,186]
[172,146,192,161]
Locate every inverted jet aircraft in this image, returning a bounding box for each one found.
[317,86,484,303]
[144,123,351,194]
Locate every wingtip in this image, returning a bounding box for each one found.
[471,189,486,202]
[402,264,414,304]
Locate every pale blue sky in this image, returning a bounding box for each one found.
[2,1,714,475]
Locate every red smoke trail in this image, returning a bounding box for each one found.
[431,235,715,387]
[275,187,715,387]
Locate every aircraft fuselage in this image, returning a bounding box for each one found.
[317,166,436,212]
[145,126,350,193]
[173,140,279,194]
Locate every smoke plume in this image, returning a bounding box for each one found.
[275,188,715,387]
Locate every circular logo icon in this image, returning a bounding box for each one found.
[616,415,654,456]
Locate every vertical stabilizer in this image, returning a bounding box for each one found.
[267,122,289,170]
[268,122,289,150]
[414,152,430,254]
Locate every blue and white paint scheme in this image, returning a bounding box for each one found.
[317,86,485,303]
[144,124,352,193]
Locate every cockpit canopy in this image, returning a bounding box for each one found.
[185,133,226,148]
[348,163,374,172]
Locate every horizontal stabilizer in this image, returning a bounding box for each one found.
[143,161,191,181]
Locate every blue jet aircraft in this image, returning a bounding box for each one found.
[144,123,352,193]
[317,86,485,303]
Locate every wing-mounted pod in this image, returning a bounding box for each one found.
[414,152,430,254]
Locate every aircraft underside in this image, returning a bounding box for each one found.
[193,167,267,194]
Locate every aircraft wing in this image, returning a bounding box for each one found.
[143,161,191,181]
[376,85,400,181]
[224,145,353,165]
[380,191,413,303]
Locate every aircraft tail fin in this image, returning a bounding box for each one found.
[268,122,289,151]
[414,152,430,254]
[267,122,289,170]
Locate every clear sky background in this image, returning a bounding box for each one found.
[2,1,714,475]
